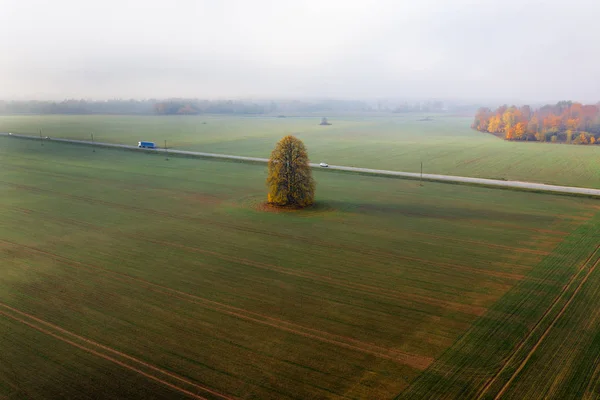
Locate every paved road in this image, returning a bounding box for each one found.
[2,132,599,197]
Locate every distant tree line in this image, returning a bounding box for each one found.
[392,100,445,113]
[0,98,480,116]
[0,99,154,115]
[153,98,376,114]
[153,99,266,115]
[0,99,268,115]
[0,98,375,115]
[473,101,600,144]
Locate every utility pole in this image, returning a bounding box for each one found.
[164,140,168,160]
[420,161,423,186]
[39,129,43,146]
[91,133,95,152]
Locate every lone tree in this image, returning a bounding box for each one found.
[267,135,315,207]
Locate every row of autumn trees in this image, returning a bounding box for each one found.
[472,101,600,144]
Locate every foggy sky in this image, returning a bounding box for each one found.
[1,0,599,102]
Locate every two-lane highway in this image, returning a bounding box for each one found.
[2,132,599,198]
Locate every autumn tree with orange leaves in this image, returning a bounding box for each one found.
[267,135,315,208]
[472,101,600,144]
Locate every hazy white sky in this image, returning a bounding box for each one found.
[1,0,599,102]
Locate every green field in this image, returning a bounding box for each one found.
[1,136,600,399]
[1,114,600,189]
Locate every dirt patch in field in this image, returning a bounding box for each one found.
[254,202,307,213]
[564,214,595,222]
[231,196,339,217]
[254,202,336,214]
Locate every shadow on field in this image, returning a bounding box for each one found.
[253,200,338,215]
[328,199,555,224]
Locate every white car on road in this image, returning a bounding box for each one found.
[319,162,329,167]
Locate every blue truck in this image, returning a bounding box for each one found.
[138,141,156,149]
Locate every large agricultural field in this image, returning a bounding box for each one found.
[1,114,600,189]
[1,135,600,399]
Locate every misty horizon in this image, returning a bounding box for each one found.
[2,0,600,104]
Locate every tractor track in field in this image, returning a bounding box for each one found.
[1,211,489,318]
[142,284,433,368]
[7,205,502,306]
[408,239,600,387]
[12,202,534,283]
[9,204,560,307]
[1,179,553,260]
[9,204,488,287]
[0,239,434,370]
[492,256,600,399]
[0,304,235,400]
[140,237,488,316]
[475,244,600,399]
[5,163,552,255]
[582,353,600,399]
[4,197,533,284]
[3,158,574,239]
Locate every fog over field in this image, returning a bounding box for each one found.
[4,2,600,399]
[1,0,599,102]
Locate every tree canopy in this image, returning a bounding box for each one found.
[472,102,600,144]
[267,135,315,207]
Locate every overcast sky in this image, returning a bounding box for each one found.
[1,0,599,102]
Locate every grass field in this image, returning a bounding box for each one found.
[1,136,599,399]
[399,213,600,399]
[1,114,600,189]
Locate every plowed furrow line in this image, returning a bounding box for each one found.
[2,181,543,268]
[493,255,600,399]
[30,204,528,281]
[475,244,600,399]
[0,239,432,370]
[143,237,487,316]
[1,165,550,255]
[397,231,550,255]
[2,208,490,315]
[0,304,234,400]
